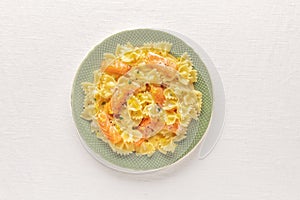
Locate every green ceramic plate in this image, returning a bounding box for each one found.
[71,29,213,173]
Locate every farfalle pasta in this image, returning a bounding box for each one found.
[81,42,202,156]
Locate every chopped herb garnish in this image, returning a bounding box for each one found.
[137,70,139,74]
[157,107,161,112]
[119,116,123,120]
[128,80,132,84]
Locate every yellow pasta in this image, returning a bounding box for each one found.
[127,96,142,111]
[194,90,203,112]
[110,141,135,155]
[183,91,197,105]
[142,104,154,116]
[163,99,178,110]
[81,42,203,156]
[163,88,178,100]
[136,142,156,156]
[129,110,144,120]
[177,53,198,83]
[164,110,179,125]
[98,73,116,99]
[136,92,153,105]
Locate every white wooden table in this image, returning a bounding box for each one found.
[1,0,299,199]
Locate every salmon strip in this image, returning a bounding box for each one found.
[104,60,131,76]
[137,115,165,139]
[138,117,151,128]
[97,112,122,144]
[164,120,179,133]
[134,138,145,147]
[150,85,165,107]
[147,52,177,69]
[111,80,140,115]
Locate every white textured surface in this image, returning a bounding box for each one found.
[1,0,300,199]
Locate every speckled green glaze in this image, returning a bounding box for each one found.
[71,29,213,172]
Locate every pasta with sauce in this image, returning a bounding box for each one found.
[81,42,202,156]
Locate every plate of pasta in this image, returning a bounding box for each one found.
[71,29,213,173]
